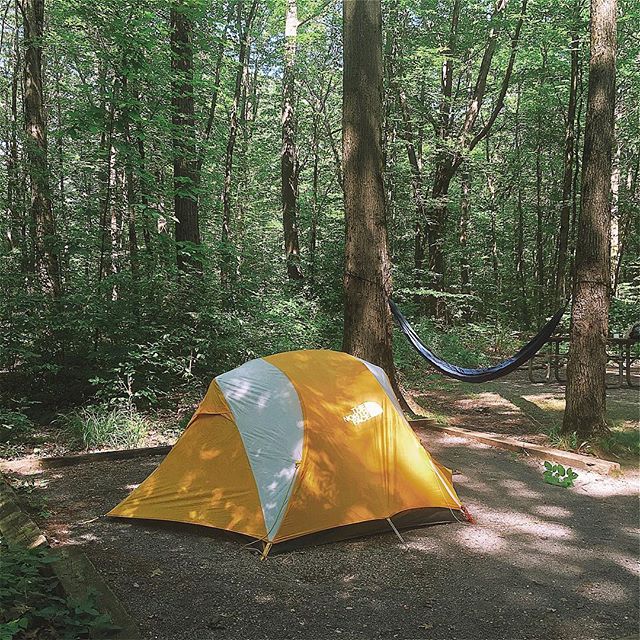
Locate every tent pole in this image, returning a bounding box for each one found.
[386,517,405,544]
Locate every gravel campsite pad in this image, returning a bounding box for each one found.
[7,430,639,640]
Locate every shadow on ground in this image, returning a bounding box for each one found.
[9,430,640,640]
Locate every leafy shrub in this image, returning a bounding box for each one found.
[60,405,148,450]
[0,537,117,639]
[543,461,578,488]
[0,409,33,444]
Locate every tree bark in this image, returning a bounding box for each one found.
[281,0,303,280]
[612,152,638,294]
[563,0,617,438]
[609,153,620,293]
[221,0,258,287]
[486,172,501,291]
[555,8,579,303]
[342,0,397,387]
[459,168,471,294]
[569,61,585,285]
[97,78,117,287]
[171,2,201,272]
[22,0,62,297]
[197,0,230,177]
[120,72,139,279]
[513,82,529,325]
[535,107,544,321]
[309,110,319,287]
[6,12,21,256]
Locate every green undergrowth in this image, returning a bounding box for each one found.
[543,461,579,488]
[545,425,584,452]
[0,410,34,445]
[598,422,640,459]
[0,537,117,639]
[58,404,149,450]
[545,422,640,464]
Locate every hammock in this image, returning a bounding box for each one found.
[389,299,568,383]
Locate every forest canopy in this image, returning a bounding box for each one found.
[0,0,638,415]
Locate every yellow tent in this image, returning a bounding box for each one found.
[108,350,463,553]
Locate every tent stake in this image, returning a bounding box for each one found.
[260,542,273,561]
[386,517,405,544]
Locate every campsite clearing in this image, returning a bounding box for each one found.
[5,428,638,640]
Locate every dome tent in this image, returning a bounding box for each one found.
[108,350,464,554]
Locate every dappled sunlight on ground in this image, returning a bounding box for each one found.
[4,426,638,640]
[412,374,640,470]
[457,391,521,414]
[522,393,565,412]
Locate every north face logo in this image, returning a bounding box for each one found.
[343,401,383,426]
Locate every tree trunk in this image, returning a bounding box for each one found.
[397,82,429,287]
[171,2,201,272]
[6,15,21,257]
[513,83,529,325]
[609,102,621,294]
[563,0,617,438]
[120,72,139,279]
[97,80,117,287]
[136,132,152,255]
[342,0,397,386]
[459,168,471,294]
[197,0,230,177]
[426,166,453,317]
[281,0,303,280]
[22,0,61,297]
[612,152,638,294]
[424,0,460,316]
[309,112,319,288]
[515,186,528,325]
[388,6,430,289]
[221,0,258,287]
[555,10,579,303]
[535,109,545,321]
[569,61,585,286]
[486,173,500,291]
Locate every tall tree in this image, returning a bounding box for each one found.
[21,0,62,296]
[563,0,617,437]
[171,1,201,271]
[281,0,303,280]
[459,168,471,294]
[6,11,21,257]
[555,1,581,303]
[221,0,258,287]
[342,0,396,384]
[402,0,527,317]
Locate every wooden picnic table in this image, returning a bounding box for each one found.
[528,335,639,388]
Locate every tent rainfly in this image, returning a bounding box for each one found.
[108,350,464,554]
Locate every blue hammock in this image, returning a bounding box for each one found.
[389,299,567,383]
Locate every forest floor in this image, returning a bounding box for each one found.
[4,428,638,640]
[409,371,639,469]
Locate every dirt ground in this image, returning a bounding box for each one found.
[7,427,639,640]
[413,373,639,449]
